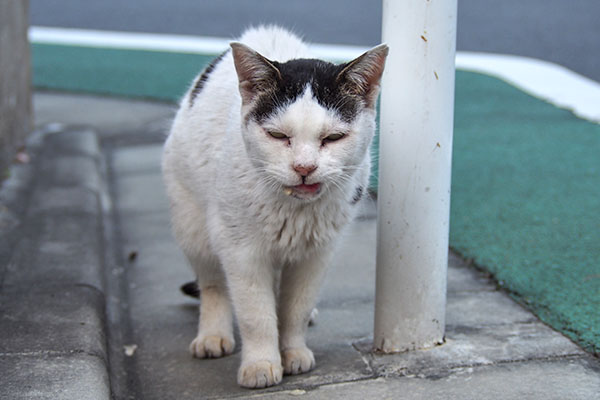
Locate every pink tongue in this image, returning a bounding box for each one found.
[296,183,320,193]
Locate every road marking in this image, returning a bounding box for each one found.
[456,53,600,123]
[30,26,600,123]
[30,26,231,54]
[29,26,367,62]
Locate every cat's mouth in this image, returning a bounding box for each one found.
[283,182,322,198]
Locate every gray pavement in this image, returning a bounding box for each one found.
[0,124,110,399]
[1,92,600,399]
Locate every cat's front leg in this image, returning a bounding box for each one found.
[221,250,283,388]
[278,251,330,375]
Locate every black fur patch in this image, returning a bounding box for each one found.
[189,50,229,107]
[351,186,364,205]
[250,59,362,123]
[180,281,200,298]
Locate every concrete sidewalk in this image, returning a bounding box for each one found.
[1,92,599,399]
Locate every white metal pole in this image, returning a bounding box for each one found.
[374,0,457,353]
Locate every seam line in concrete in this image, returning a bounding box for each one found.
[99,142,143,400]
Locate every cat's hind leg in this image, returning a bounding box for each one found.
[167,184,235,359]
[186,253,235,358]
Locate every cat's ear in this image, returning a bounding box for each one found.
[230,42,282,105]
[337,44,389,109]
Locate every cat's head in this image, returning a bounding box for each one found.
[231,42,388,201]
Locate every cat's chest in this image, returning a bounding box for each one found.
[254,200,350,261]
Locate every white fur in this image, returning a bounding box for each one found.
[162,26,382,389]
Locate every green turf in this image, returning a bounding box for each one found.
[452,71,600,354]
[31,44,600,354]
[32,43,212,101]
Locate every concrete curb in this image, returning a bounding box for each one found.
[0,126,111,399]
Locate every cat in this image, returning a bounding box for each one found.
[162,25,387,388]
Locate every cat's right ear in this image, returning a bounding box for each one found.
[230,42,282,105]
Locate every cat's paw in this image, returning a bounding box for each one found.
[282,346,315,375]
[189,334,235,358]
[237,360,283,388]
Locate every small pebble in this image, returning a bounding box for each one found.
[124,344,138,356]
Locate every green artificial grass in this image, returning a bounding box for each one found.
[31,44,600,354]
[32,43,212,102]
[452,71,600,354]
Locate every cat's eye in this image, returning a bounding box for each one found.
[267,131,288,140]
[323,133,345,143]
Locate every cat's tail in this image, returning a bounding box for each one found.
[180,281,200,298]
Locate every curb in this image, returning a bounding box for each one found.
[0,126,111,399]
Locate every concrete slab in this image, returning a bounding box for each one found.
[29,186,99,215]
[1,128,106,289]
[446,252,496,293]
[107,138,599,399]
[41,128,101,160]
[114,172,170,215]
[4,212,103,289]
[109,145,377,399]
[357,321,584,378]
[0,286,106,358]
[37,154,101,192]
[254,358,600,400]
[33,92,175,139]
[13,93,597,399]
[0,126,111,400]
[111,143,163,175]
[0,354,110,400]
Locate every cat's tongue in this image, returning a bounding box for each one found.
[294,183,321,194]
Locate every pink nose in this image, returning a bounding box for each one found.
[293,164,317,177]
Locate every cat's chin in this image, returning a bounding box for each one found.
[283,183,322,201]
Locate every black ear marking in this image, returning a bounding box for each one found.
[337,44,389,109]
[230,42,282,105]
[237,44,388,124]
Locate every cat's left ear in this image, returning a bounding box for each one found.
[337,44,389,109]
[230,42,282,105]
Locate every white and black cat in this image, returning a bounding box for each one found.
[162,26,387,388]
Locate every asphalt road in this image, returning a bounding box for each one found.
[30,0,600,81]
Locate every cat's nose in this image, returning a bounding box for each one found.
[293,163,317,177]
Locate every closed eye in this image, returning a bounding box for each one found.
[267,131,289,140]
[322,132,345,145]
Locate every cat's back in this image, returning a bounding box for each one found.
[236,25,310,61]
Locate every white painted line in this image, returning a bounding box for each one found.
[30,26,600,123]
[457,52,600,123]
[29,26,232,54]
[308,43,369,62]
[28,26,368,61]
